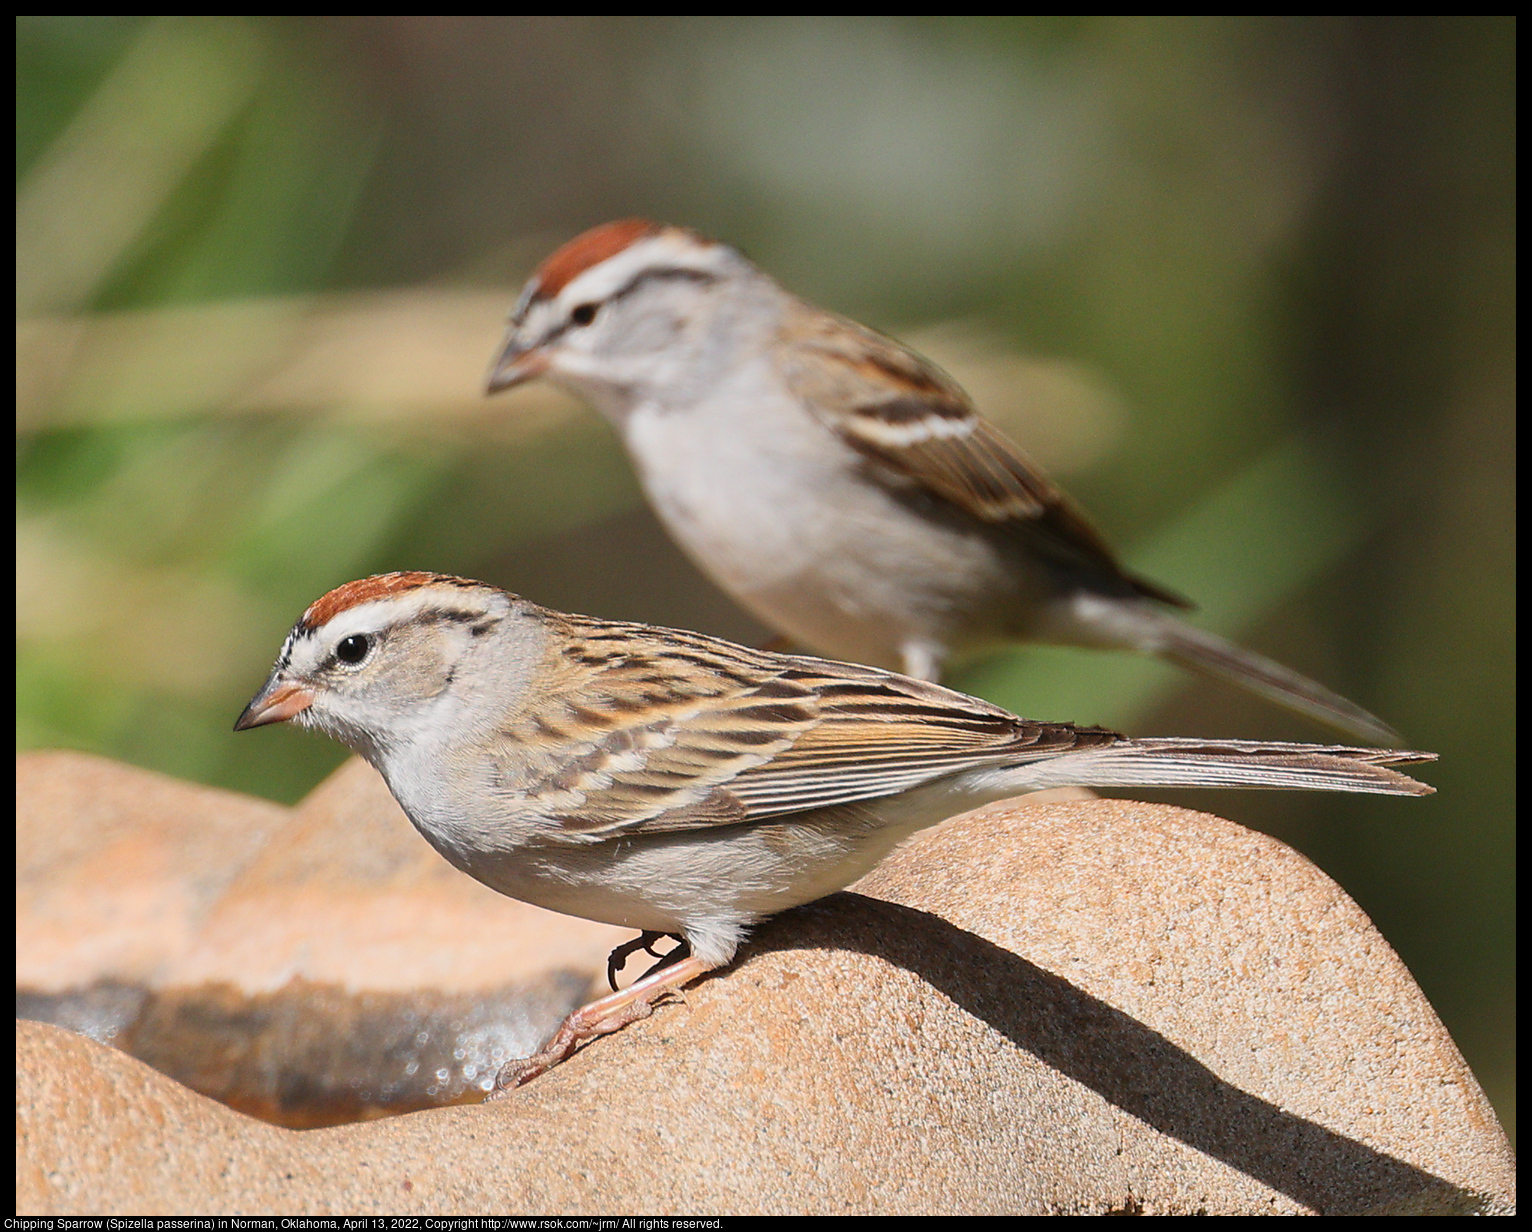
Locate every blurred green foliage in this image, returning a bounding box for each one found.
[16,17,1513,1137]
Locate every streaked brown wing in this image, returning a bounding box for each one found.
[719,665,1113,818]
[510,615,1116,838]
[775,302,1191,608]
[501,619,817,835]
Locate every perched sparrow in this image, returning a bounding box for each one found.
[235,572,1433,1089]
[487,219,1397,744]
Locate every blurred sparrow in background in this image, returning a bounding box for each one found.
[236,572,1433,1087]
[487,220,1397,744]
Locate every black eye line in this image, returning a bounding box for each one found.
[419,607,490,628]
[609,266,716,306]
[536,266,717,348]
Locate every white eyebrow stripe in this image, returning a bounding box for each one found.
[547,233,735,310]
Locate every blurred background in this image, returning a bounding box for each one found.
[16,17,1513,1136]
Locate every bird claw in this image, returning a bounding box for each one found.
[488,1055,554,1094]
[605,930,689,990]
[605,929,676,990]
[486,999,654,1096]
[484,951,712,1097]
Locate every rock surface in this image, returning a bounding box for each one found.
[15,755,1515,1214]
[17,751,629,1123]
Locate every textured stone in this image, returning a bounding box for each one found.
[16,752,627,1123]
[852,799,1516,1214]
[15,783,1515,1214]
[176,755,630,993]
[17,749,292,991]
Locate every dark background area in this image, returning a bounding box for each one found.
[17,17,1513,1136]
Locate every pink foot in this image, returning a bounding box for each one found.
[486,953,713,1096]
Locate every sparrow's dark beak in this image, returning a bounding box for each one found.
[486,333,550,394]
[234,677,315,731]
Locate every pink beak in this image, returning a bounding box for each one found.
[233,679,315,731]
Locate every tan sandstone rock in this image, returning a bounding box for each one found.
[16,751,628,1124]
[15,769,1515,1214]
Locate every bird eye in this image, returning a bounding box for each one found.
[335,634,371,665]
[570,302,598,326]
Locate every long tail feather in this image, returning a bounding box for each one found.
[1000,738,1435,797]
[1153,619,1400,746]
[1061,597,1401,746]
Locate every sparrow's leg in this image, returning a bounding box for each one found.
[605,929,681,990]
[488,953,715,1095]
[636,936,691,981]
[898,639,945,682]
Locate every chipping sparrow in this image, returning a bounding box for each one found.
[235,572,1434,1089]
[486,219,1397,744]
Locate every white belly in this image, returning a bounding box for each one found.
[621,391,1007,671]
